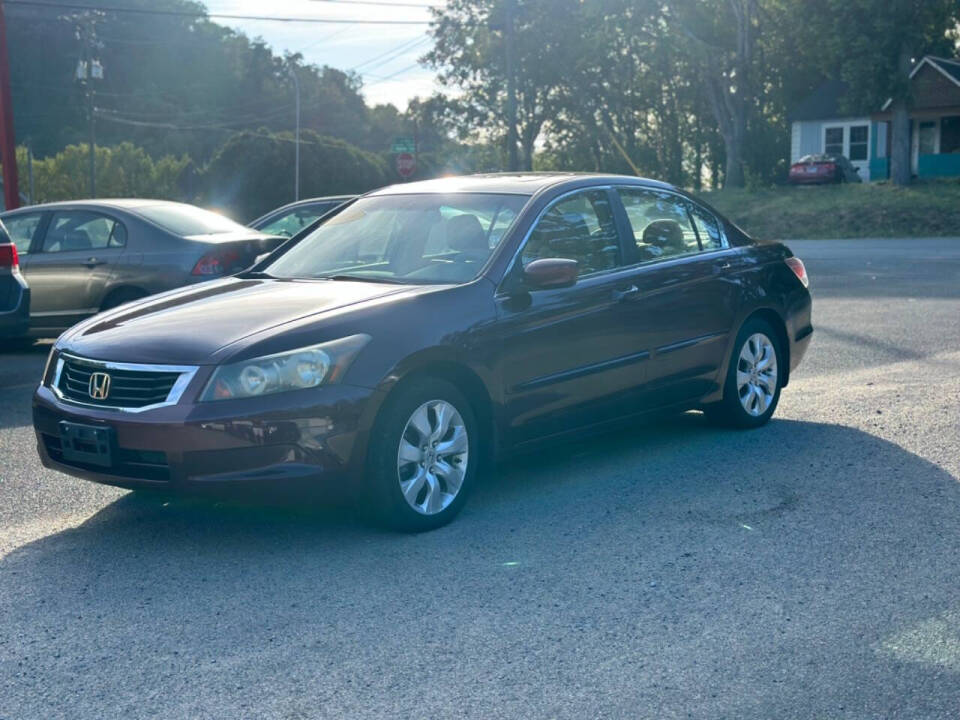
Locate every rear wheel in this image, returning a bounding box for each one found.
[366,377,478,531]
[706,318,783,428]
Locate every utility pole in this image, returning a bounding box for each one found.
[504,0,519,172]
[289,65,301,202]
[76,15,102,198]
[27,139,33,203]
[0,1,20,210]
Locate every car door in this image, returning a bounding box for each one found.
[494,188,649,445]
[22,209,128,328]
[611,187,742,406]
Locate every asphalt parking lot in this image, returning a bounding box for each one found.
[1,237,959,720]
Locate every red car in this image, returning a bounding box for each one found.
[788,154,862,185]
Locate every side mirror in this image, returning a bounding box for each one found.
[523,258,578,290]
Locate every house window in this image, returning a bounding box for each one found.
[849,125,868,161]
[942,116,960,154]
[824,127,844,156]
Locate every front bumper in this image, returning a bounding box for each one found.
[33,381,378,494]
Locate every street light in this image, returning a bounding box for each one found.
[288,66,300,202]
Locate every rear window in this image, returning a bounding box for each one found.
[134,205,245,236]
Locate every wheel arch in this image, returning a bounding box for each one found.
[739,307,791,388]
[371,354,499,468]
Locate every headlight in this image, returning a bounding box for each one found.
[42,345,58,386]
[199,334,370,402]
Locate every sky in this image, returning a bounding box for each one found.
[204,0,446,109]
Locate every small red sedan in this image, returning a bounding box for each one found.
[788,154,862,185]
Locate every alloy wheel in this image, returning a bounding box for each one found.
[736,332,778,417]
[396,400,469,515]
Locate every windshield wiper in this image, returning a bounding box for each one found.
[315,274,406,284]
[239,270,275,279]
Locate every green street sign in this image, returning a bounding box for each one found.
[391,137,416,153]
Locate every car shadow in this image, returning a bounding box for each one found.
[3,415,960,717]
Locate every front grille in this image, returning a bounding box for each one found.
[56,356,185,409]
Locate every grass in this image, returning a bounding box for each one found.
[700,180,960,240]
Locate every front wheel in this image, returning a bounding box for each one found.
[706,318,783,429]
[366,377,478,531]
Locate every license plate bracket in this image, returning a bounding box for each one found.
[59,421,115,468]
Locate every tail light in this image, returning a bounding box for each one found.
[785,257,808,288]
[0,243,19,269]
[192,247,242,276]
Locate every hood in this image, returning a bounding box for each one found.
[59,277,417,365]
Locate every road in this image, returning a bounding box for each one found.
[1,237,959,720]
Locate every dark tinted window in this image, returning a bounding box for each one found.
[41,211,126,253]
[521,190,620,276]
[2,213,43,254]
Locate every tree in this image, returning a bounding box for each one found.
[426,0,581,170]
[803,0,959,186]
[202,130,388,220]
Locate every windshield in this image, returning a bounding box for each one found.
[265,193,528,284]
[135,204,247,236]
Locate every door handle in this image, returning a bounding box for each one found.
[713,261,732,273]
[613,284,639,301]
[84,257,106,268]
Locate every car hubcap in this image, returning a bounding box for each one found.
[396,400,468,515]
[736,333,778,417]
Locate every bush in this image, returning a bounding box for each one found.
[15,143,192,204]
[201,129,390,221]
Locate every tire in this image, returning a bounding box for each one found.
[101,288,147,311]
[706,317,783,429]
[366,377,479,532]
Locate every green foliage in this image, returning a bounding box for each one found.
[703,181,960,239]
[201,130,390,221]
[15,143,191,204]
[7,0,397,162]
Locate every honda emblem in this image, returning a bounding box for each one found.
[88,372,111,400]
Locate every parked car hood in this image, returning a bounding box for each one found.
[57,277,423,365]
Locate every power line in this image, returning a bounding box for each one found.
[352,35,429,72]
[94,113,341,149]
[308,0,440,7]
[4,1,430,24]
[364,61,422,85]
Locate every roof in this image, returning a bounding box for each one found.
[915,56,960,86]
[1,198,193,214]
[789,79,870,122]
[880,55,960,111]
[369,172,674,196]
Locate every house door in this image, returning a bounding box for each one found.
[912,120,938,175]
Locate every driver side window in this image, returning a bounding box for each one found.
[521,190,620,277]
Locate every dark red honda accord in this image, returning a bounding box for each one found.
[33,174,812,530]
